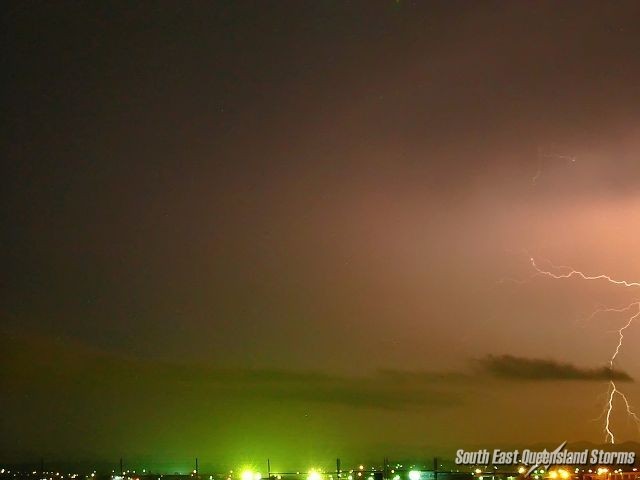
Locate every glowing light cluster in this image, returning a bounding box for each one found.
[241,471,261,480]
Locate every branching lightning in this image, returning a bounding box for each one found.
[530,258,640,287]
[528,257,640,443]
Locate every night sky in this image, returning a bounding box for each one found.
[3,0,640,469]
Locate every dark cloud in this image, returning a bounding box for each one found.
[478,355,633,382]
[1,330,461,411]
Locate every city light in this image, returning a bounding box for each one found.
[408,471,421,480]
[241,471,261,480]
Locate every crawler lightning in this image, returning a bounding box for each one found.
[530,258,640,288]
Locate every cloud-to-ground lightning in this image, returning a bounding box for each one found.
[529,258,640,443]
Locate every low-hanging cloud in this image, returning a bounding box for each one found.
[1,329,462,411]
[479,354,633,382]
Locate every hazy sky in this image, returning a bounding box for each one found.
[3,0,640,467]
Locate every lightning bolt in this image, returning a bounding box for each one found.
[532,148,577,185]
[605,381,617,443]
[541,153,577,163]
[528,257,640,443]
[582,303,639,325]
[530,258,640,288]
